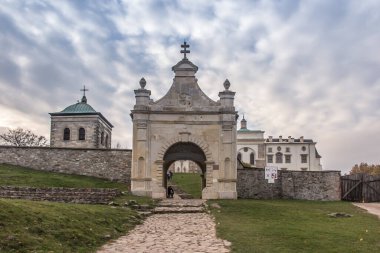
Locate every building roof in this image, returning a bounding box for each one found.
[315,149,322,158]
[237,128,251,132]
[265,138,314,143]
[237,128,264,133]
[60,100,96,113]
[49,95,113,128]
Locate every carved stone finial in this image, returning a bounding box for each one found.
[140,77,146,89]
[223,79,230,90]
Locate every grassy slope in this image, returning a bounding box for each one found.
[171,172,202,198]
[0,163,153,205]
[0,164,153,252]
[210,200,380,253]
[0,199,141,252]
[0,163,129,190]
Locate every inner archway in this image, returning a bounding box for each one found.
[163,142,207,199]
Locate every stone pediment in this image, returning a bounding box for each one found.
[151,59,220,112]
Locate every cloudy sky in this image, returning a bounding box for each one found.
[0,0,379,173]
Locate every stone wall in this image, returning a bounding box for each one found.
[237,168,341,200]
[0,186,120,204]
[0,146,131,184]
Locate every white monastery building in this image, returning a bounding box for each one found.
[237,116,322,171]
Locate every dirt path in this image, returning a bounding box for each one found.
[97,200,230,253]
[353,203,380,219]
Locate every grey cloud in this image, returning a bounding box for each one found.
[0,0,379,172]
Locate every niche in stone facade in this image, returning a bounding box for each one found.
[138,157,145,178]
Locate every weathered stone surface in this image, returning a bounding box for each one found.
[153,206,204,213]
[97,199,230,253]
[0,186,120,204]
[237,168,341,200]
[0,146,131,183]
[131,48,238,200]
[50,115,112,149]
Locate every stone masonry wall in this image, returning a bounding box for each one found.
[0,186,121,204]
[237,168,341,200]
[0,146,131,184]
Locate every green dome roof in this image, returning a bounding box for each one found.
[61,102,96,113]
[237,128,252,132]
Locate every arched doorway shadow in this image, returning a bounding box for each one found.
[163,142,207,198]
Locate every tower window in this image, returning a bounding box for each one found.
[301,154,308,163]
[63,128,70,140]
[250,152,255,165]
[267,155,273,163]
[268,147,272,153]
[276,152,283,163]
[101,132,104,145]
[285,155,291,163]
[79,128,85,140]
[105,134,109,147]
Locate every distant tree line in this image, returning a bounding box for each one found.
[0,128,47,147]
[350,163,380,175]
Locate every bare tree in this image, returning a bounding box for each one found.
[0,128,48,147]
[114,142,122,149]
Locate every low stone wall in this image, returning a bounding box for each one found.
[237,168,341,201]
[0,186,121,204]
[0,146,132,184]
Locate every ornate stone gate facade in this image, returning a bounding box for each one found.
[130,43,237,199]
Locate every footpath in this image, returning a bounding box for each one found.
[97,198,231,253]
[353,202,380,219]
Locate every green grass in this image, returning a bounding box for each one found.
[0,163,129,190]
[0,163,153,205]
[171,172,202,198]
[209,199,380,253]
[0,198,142,252]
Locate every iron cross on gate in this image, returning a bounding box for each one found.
[180,41,190,59]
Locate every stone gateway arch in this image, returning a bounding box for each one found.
[130,43,237,199]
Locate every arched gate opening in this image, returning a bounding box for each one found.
[163,142,207,198]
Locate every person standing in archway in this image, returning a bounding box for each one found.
[167,186,174,198]
[169,170,173,180]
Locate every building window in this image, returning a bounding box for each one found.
[63,128,70,140]
[78,128,85,140]
[276,152,283,163]
[101,132,104,145]
[105,134,109,147]
[250,152,255,165]
[285,155,291,163]
[237,152,242,161]
[277,146,281,151]
[286,147,290,152]
[268,147,272,153]
[267,155,273,163]
[301,146,306,151]
[301,154,308,163]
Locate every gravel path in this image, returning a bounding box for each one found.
[97,201,230,253]
[353,202,380,219]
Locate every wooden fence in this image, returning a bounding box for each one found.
[341,174,380,202]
